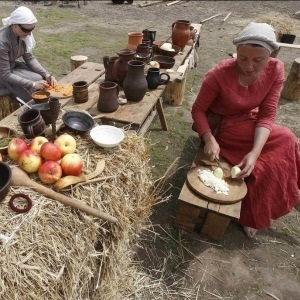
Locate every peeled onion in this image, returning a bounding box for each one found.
[231,166,241,178]
[213,167,224,179]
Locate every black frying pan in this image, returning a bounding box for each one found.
[62,111,95,133]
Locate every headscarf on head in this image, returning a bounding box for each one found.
[2,6,37,53]
[233,22,279,53]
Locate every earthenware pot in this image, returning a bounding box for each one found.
[146,67,170,90]
[105,56,118,81]
[123,60,148,102]
[112,49,135,87]
[171,20,191,51]
[97,81,119,113]
[126,32,143,51]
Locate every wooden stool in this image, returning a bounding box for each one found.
[0,94,20,121]
[174,149,242,239]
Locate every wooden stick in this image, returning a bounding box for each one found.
[263,290,280,300]
[222,12,231,22]
[166,0,181,6]
[295,9,300,15]
[139,1,163,7]
[200,13,221,24]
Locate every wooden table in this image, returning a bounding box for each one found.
[174,148,242,240]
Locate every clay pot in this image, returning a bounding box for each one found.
[171,20,191,51]
[142,29,156,44]
[105,56,118,81]
[190,25,196,40]
[123,60,148,102]
[112,49,135,87]
[126,32,143,51]
[146,67,170,90]
[97,81,119,113]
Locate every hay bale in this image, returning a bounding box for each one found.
[0,130,158,299]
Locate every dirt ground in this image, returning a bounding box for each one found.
[2,1,300,299]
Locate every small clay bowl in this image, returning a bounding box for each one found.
[134,53,151,63]
[0,126,18,154]
[0,162,12,202]
[32,91,50,104]
[158,44,181,58]
[152,55,175,69]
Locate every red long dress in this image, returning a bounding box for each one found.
[192,58,300,229]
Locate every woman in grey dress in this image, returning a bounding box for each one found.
[0,6,57,102]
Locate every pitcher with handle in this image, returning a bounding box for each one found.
[146,67,170,90]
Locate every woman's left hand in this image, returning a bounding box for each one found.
[236,151,259,178]
[46,75,57,87]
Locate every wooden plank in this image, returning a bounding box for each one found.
[166,0,181,6]
[88,86,164,126]
[201,212,230,239]
[277,42,300,49]
[218,200,241,219]
[174,201,202,232]
[139,1,163,8]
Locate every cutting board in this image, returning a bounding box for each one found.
[186,166,247,204]
[46,84,73,99]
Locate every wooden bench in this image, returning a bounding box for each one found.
[0,94,20,121]
[174,148,242,240]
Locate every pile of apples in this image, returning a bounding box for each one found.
[7,134,83,184]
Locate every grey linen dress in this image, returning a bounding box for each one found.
[0,26,49,101]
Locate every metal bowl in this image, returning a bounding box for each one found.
[62,111,95,133]
[0,162,12,202]
[0,126,18,154]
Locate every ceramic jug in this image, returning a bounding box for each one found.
[146,67,170,90]
[142,29,156,45]
[97,81,119,113]
[112,49,135,87]
[171,20,191,51]
[126,32,143,51]
[105,56,118,81]
[123,60,148,102]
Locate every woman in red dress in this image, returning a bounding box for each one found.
[192,22,300,238]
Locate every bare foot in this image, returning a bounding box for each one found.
[243,226,258,239]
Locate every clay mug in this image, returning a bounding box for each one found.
[18,108,46,138]
[97,81,119,113]
[146,67,170,90]
[72,81,89,103]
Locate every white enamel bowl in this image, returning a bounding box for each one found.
[90,125,125,148]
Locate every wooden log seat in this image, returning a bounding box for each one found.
[0,94,20,121]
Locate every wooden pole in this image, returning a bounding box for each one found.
[70,55,88,71]
[281,58,300,101]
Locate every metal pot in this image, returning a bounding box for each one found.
[62,111,94,133]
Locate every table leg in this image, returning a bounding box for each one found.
[155,97,168,131]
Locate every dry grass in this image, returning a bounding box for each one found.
[0,129,167,299]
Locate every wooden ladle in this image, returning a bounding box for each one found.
[10,166,118,223]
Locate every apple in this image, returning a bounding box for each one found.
[18,149,42,173]
[28,136,48,154]
[54,134,76,156]
[40,142,62,161]
[38,160,62,184]
[7,138,28,161]
[60,153,83,176]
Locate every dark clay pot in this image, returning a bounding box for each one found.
[112,49,135,87]
[97,81,119,113]
[123,60,148,102]
[146,67,170,90]
[171,20,191,51]
[105,56,118,82]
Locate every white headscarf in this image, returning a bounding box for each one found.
[2,6,37,53]
[233,22,279,53]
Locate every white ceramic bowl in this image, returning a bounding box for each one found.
[90,125,125,148]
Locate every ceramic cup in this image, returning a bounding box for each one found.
[18,108,46,138]
[146,67,170,90]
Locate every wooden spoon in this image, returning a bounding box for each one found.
[10,166,118,223]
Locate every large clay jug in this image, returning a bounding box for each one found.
[105,56,118,81]
[123,60,148,102]
[97,81,119,113]
[126,32,143,51]
[111,49,135,87]
[171,20,191,51]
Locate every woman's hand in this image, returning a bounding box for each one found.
[236,151,259,178]
[202,132,220,161]
[33,80,49,91]
[46,74,57,87]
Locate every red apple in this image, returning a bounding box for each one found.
[29,136,48,154]
[18,149,42,173]
[60,153,83,176]
[54,134,76,157]
[38,160,62,184]
[40,142,62,161]
[7,138,28,161]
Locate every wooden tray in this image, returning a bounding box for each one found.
[46,84,73,99]
[186,166,247,204]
